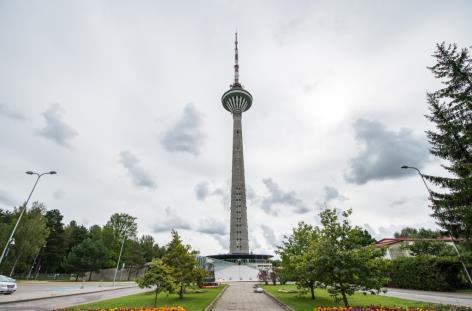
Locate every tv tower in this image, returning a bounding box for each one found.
[221,33,253,254]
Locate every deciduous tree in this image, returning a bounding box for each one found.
[136,258,175,307]
[163,230,197,298]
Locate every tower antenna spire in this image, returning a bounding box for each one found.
[233,32,241,88]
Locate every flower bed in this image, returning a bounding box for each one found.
[314,307,434,311]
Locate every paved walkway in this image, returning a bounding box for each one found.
[384,288,472,307]
[212,282,285,311]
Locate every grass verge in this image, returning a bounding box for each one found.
[262,284,437,311]
[68,285,226,311]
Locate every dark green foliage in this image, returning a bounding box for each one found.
[401,240,456,256]
[163,230,198,299]
[122,239,145,280]
[277,222,319,282]
[105,213,138,240]
[388,256,467,291]
[2,202,164,279]
[394,227,443,239]
[2,203,49,276]
[42,209,66,273]
[308,209,390,306]
[62,238,109,280]
[140,235,166,261]
[136,258,175,307]
[424,42,472,238]
[277,210,389,306]
[64,220,88,254]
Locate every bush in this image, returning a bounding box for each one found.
[388,256,466,291]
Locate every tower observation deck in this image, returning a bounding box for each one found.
[221,33,252,254]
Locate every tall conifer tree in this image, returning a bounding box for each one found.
[425,42,472,238]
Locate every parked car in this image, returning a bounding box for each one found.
[254,286,264,293]
[0,275,17,294]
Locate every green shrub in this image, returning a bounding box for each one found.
[388,256,466,291]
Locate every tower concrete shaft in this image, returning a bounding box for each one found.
[221,33,253,254]
[229,112,249,254]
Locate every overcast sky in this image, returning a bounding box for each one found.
[1,1,471,256]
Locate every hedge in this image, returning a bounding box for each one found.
[388,256,466,291]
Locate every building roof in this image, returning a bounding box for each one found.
[375,236,463,247]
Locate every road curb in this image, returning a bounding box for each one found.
[205,284,229,311]
[0,285,137,305]
[263,288,296,311]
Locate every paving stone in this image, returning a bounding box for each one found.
[213,282,285,311]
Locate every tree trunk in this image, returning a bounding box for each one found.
[179,284,184,298]
[341,290,349,307]
[75,274,79,281]
[9,254,21,277]
[88,271,92,281]
[154,288,158,307]
[310,282,315,300]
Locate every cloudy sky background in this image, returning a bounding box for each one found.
[1,1,471,255]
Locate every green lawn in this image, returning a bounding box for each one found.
[262,284,437,311]
[69,285,226,311]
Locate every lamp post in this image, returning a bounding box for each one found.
[0,171,57,267]
[113,232,127,287]
[401,165,472,287]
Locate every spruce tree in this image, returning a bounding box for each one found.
[424,42,472,238]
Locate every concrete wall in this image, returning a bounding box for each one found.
[88,267,146,282]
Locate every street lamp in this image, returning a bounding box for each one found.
[0,171,57,267]
[401,165,472,287]
[113,232,127,287]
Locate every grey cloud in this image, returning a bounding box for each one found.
[197,218,227,235]
[323,186,348,202]
[261,224,280,247]
[345,118,430,185]
[161,103,204,156]
[316,186,348,208]
[195,182,210,201]
[390,197,407,207]
[119,151,157,189]
[37,104,77,147]
[260,178,310,215]
[0,190,15,207]
[213,186,231,208]
[151,207,192,233]
[0,104,25,120]
[194,181,230,208]
[53,189,66,200]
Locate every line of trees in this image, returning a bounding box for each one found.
[0,202,165,280]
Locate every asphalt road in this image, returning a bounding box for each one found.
[384,288,472,307]
[0,282,148,310]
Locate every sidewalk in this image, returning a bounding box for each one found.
[0,281,136,304]
[212,282,286,311]
[384,288,472,307]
